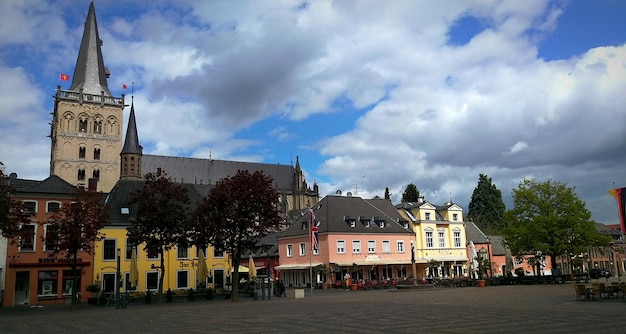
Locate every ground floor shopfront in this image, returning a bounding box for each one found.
[277,260,470,288]
[4,257,92,307]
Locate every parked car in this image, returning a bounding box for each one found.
[589,268,612,279]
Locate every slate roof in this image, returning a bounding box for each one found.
[6,175,78,195]
[280,195,414,238]
[104,179,213,226]
[486,235,507,256]
[465,221,489,244]
[69,1,112,96]
[142,155,296,190]
[121,102,142,154]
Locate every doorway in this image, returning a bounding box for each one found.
[14,271,29,306]
[213,269,224,291]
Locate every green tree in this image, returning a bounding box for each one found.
[384,187,391,200]
[467,174,506,234]
[49,190,107,309]
[126,169,191,304]
[191,170,282,301]
[502,179,609,276]
[0,169,34,242]
[401,183,420,203]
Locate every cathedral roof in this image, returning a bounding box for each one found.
[141,155,296,190]
[69,1,112,96]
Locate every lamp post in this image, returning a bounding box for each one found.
[116,248,121,309]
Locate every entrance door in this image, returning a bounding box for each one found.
[213,269,224,291]
[14,271,29,306]
[102,273,116,297]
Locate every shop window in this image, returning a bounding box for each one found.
[146,272,159,290]
[38,271,58,296]
[62,270,81,296]
[177,271,189,289]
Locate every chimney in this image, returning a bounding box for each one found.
[88,178,98,192]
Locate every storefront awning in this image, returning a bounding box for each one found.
[274,263,323,270]
[334,260,421,266]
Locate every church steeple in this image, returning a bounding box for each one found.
[120,97,143,179]
[69,1,112,96]
[49,1,124,192]
[121,99,142,155]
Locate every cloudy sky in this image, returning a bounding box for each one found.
[1,0,624,224]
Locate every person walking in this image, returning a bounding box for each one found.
[344,273,351,289]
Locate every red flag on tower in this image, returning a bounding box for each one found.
[122,83,128,89]
[59,73,70,81]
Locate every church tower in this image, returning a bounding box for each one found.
[49,2,124,192]
[120,98,143,180]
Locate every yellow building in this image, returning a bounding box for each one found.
[396,199,468,278]
[93,227,231,295]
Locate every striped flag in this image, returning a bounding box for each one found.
[59,73,70,81]
[310,209,319,252]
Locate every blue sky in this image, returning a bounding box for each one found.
[1,0,625,224]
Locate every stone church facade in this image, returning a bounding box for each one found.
[49,2,318,212]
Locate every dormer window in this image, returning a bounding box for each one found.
[425,212,431,220]
[301,221,308,230]
[345,216,357,227]
[452,213,458,221]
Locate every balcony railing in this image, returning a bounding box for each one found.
[55,86,124,106]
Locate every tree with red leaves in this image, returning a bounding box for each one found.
[0,169,34,242]
[49,189,108,309]
[126,169,191,305]
[192,170,282,301]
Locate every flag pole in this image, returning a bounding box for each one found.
[614,181,623,282]
[309,208,313,297]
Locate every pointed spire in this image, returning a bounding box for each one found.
[70,1,112,96]
[121,97,142,155]
[295,155,301,171]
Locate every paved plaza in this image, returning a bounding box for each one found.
[1,282,625,333]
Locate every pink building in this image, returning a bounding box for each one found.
[276,195,415,288]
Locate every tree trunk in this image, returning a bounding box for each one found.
[71,251,79,310]
[157,248,165,305]
[231,254,240,302]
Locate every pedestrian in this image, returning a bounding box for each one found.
[344,273,351,288]
[278,280,286,297]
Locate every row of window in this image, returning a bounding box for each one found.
[101,269,218,292]
[77,169,99,181]
[286,240,406,257]
[284,230,463,257]
[37,270,81,297]
[21,201,61,214]
[421,212,458,221]
[100,239,224,261]
[78,147,101,160]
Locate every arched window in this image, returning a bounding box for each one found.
[79,119,88,132]
[94,148,101,160]
[92,170,100,180]
[94,120,102,134]
[79,147,86,159]
[78,169,86,181]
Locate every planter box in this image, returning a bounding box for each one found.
[286,289,305,299]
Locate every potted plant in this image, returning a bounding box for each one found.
[86,283,101,305]
[315,264,331,289]
[476,257,490,287]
